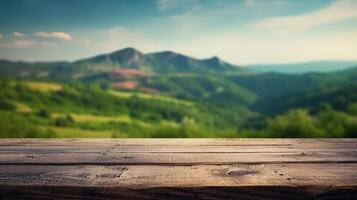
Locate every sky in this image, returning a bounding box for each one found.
[0,0,356,65]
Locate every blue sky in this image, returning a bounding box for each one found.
[0,0,356,64]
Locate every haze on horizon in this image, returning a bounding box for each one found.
[0,0,357,65]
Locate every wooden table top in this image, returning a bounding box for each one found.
[0,139,356,200]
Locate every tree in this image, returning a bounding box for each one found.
[266,109,324,138]
[37,109,51,118]
[54,115,74,127]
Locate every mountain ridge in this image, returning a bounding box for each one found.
[0,47,244,79]
[249,60,357,74]
[76,47,240,72]
[2,47,357,75]
[1,47,357,81]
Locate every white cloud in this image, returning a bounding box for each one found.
[13,32,26,37]
[0,33,3,38]
[0,26,160,61]
[253,0,357,33]
[34,31,72,41]
[12,40,37,48]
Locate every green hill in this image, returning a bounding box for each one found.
[1,48,357,138]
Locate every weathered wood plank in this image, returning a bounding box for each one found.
[0,139,356,199]
[1,145,356,154]
[0,163,357,188]
[1,151,357,165]
[0,164,356,199]
[0,164,356,187]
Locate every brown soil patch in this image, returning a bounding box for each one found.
[112,81,139,90]
[109,68,153,78]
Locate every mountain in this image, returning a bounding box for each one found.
[0,47,244,80]
[74,47,146,68]
[76,48,240,73]
[249,61,357,74]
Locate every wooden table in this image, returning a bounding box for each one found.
[0,139,356,200]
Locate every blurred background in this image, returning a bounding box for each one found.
[0,0,356,138]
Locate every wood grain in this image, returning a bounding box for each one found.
[1,151,357,165]
[0,139,356,199]
[0,164,356,199]
[1,163,357,187]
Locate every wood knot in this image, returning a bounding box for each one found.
[300,152,308,156]
[95,167,128,179]
[226,170,257,177]
[96,173,122,178]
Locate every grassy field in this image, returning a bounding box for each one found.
[26,81,63,92]
[108,89,193,106]
[52,113,131,123]
[52,113,151,127]
[10,101,32,113]
[52,127,113,138]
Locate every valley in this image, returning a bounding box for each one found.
[0,47,356,138]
